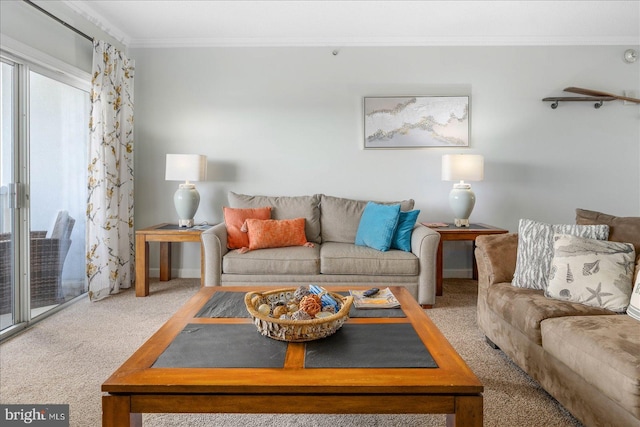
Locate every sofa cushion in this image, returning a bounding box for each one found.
[320,242,419,276]
[355,202,401,252]
[486,282,614,345]
[391,210,420,252]
[228,192,322,244]
[512,218,609,291]
[547,234,635,312]
[223,206,272,249]
[541,315,640,418]
[576,208,640,257]
[223,245,320,275]
[320,195,414,244]
[244,218,309,250]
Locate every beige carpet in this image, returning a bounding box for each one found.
[0,279,582,427]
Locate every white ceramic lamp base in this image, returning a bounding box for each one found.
[174,184,200,228]
[449,183,476,228]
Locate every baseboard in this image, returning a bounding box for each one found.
[149,268,201,279]
[443,268,472,279]
[149,268,473,280]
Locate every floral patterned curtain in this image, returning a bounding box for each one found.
[87,40,135,301]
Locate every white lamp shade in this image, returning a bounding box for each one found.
[441,154,484,182]
[165,154,207,182]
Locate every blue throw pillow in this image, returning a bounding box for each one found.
[391,210,420,252]
[355,202,401,251]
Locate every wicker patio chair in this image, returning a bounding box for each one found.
[0,237,10,314]
[0,211,75,314]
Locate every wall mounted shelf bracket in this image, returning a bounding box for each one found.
[542,96,616,109]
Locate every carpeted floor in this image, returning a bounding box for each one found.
[0,278,582,426]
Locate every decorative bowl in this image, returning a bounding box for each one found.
[244,287,353,342]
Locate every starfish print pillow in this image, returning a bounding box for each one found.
[546,234,636,312]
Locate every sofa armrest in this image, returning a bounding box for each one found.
[201,223,229,286]
[474,233,518,291]
[410,224,440,306]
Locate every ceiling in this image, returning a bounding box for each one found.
[62,0,640,48]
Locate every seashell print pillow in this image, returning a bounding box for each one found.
[546,234,635,312]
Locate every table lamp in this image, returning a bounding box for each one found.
[165,154,207,227]
[441,154,484,227]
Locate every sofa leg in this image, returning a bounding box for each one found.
[420,304,433,309]
[485,336,499,349]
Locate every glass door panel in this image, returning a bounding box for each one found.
[28,70,88,317]
[0,60,15,330]
[1,52,89,338]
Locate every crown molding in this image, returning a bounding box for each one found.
[60,0,639,49]
[128,35,640,49]
[62,0,130,46]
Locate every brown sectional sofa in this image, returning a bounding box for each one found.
[475,212,640,427]
[202,193,440,306]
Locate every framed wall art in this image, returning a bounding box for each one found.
[363,96,470,149]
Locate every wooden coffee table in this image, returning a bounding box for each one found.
[102,286,483,426]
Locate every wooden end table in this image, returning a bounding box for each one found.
[135,223,211,297]
[424,223,509,296]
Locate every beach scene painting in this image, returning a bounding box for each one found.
[364,96,469,148]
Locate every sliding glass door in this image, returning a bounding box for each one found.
[0,60,17,330]
[0,53,89,337]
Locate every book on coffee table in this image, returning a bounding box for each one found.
[349,287,401,309]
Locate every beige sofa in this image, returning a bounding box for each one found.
[475,211,640,427]
[202,193,440,306]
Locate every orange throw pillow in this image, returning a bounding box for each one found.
[223,206,272,249]
[244,218,309,250]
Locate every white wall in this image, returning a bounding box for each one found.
[131,45,640,277]
[3,2,638,281]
